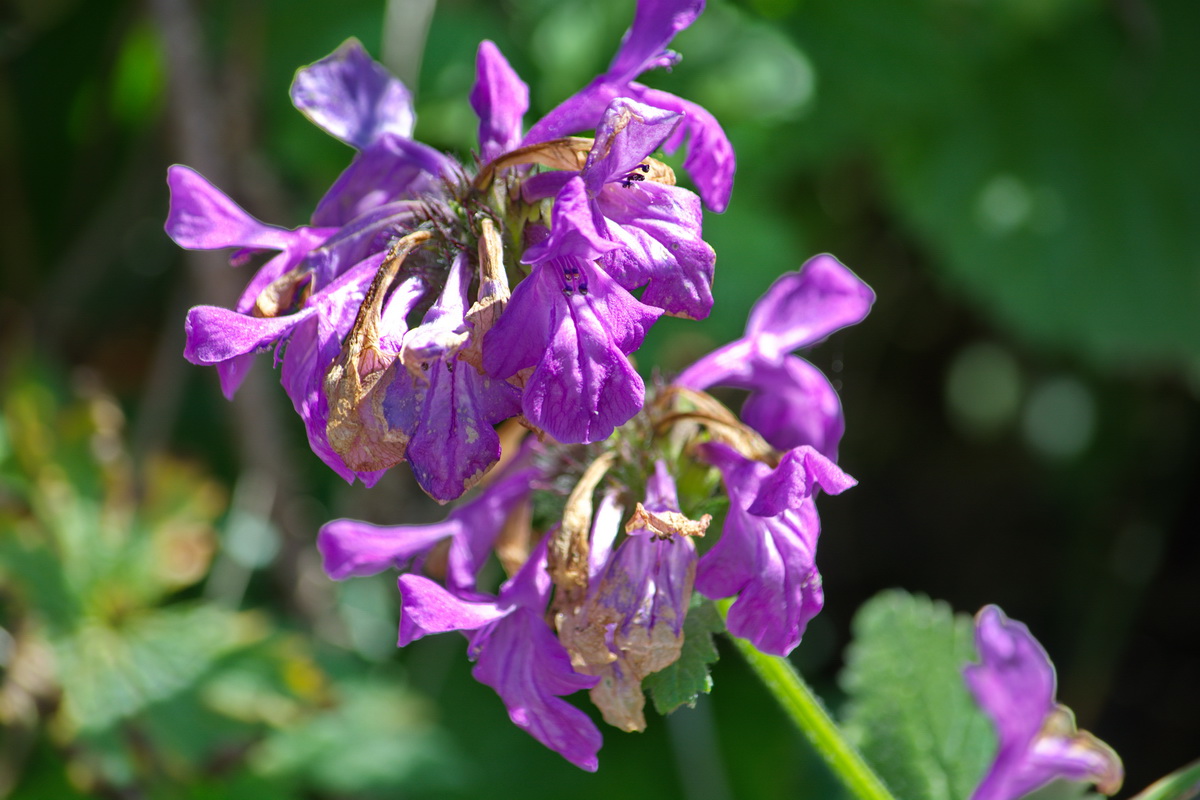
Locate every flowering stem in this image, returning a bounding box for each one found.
[717,599,897,800]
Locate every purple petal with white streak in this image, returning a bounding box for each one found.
[290,39,415,149]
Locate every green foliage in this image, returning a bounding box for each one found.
[777,0,1200,369]
[644,595,725,714]
[252,677,462,794]
[839,589,996,800]
[0,358,455,797]
[1125,758,1200,800]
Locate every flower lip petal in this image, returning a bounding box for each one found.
[582,98,682,195]
[745,254,876,358]
[166,165,299,252]
[290,38,415,149]
[965,605,1125,800]
[522,177,620,265]
[746,446,856,518]
[606,0,705,83]
[472,40,530,163]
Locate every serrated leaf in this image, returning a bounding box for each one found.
[643,596,724,715]
[839,590,996,800]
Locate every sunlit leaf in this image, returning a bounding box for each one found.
[839,589,995,800]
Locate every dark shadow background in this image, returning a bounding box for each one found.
[1,0,1197,797]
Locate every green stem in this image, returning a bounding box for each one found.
[717,599,897,800]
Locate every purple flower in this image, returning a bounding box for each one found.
[319,458,539,593]
[398,538,603,771]
[166,164,337,397]
[676,254,874,459]
[379,253,522,502]
[522,98,716,319]
[560,462,702,731]
[965,606,1124,800]
[523,0,735,212]
[694,442,855,656]
[483,178,663,444]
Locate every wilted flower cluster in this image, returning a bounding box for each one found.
[164,0,1126,791]
[167,0,731,503]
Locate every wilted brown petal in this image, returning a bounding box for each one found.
[459,219,510,373]
[325,231,430,471]
[625,503,711,540]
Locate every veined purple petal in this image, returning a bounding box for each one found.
[401,359,521,503]
[398,573,506,645]
[183,305,315,366]
[166,165,315,252]
[596,181,714,319]
[747,445,856,518]
[472,40,529,163]
[290,39,415,150]
[471,607,602,771]
[582,99,682,195]
[966,606,1124,800]
[607,0,704,83]
[502,260,660,443]
[312,134,453,227]
[738,356,845,459]
[522,177,620,265]
[745,254,875,360]
[694,441,834,656]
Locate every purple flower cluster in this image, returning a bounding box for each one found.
[966,606,1124,800]
[317,253,873,768]
[166,0,730,503]
[165,0,889,774]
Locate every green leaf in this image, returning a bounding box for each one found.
[1025,780,1106,800]
[838,590,996,800]
[1129,758,1200,800]
[644,595,724,715]
[251,677,461,793]
[54,604,265,733]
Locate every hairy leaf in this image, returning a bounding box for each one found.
[839,589,995,800]
[644,595,724,715]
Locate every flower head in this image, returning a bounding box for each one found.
[965,606,1124,800]
[694,442,855,656]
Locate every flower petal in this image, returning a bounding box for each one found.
[471,607,602,771]
[312,134,453,227]
[290,39,415,149]
[582,98,682,194]
[738,356,845,459]
[166,165,299,251]
[397,573,506,645]
[606,0,704,82]
[183,305,314,366]
[745,254,875,359]
[596,181,714,318]
[472,40,529,163]
[318,517,459,579]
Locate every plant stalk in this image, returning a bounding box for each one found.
[718,599,897,800]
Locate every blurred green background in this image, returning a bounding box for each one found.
[2,0,1197,797]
